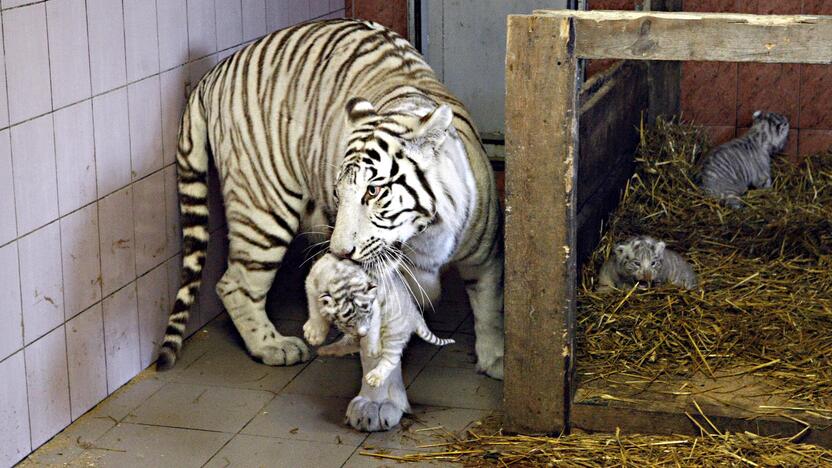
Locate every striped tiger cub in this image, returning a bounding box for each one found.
[698,111,789,208]
[304,253,454,389]
[157,18,503,399]
[598,236,697,291]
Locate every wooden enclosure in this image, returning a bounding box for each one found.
[503,9,832,442]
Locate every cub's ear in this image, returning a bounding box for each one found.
[345,97,377,125]
[613,244,627,258]
[365,281,377,293]
[752,110,762,120]
[654,241,666,256]
[412,104,453,146]
[318,293,334,307]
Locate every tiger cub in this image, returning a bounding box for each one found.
[304,254,454,387]
[598,236,697,291]
[699,111,789,208]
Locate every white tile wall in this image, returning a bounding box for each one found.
[0,0,347,463]
[47,0,92,109]
[4,4,51,125]
[66,304,108,419]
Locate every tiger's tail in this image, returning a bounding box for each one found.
[414,320,455,347]
[156,85,211,371]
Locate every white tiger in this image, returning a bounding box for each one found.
[304,253,454,393]
[157,19,504,432]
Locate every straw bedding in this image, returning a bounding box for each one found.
[577,118,832,410]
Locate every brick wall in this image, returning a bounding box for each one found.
[589,0,832,160]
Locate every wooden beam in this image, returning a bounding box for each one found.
[504,13,578,434]
[534,10,832,64]
[644,0,681,123]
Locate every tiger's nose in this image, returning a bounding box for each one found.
[332,246,356,259]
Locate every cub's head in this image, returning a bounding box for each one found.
[311,255,377,337]
[330,97,456,265]
[752,110,789,153]
[613,236,665,283]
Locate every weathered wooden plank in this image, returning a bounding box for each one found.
[504,13,579,434]
[534,10,832,64]
[575,61,646,267]
[645,0,681,123]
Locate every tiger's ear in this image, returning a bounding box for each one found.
[318,293,334,307]
[345,98,377,125]
[412,104,453,147]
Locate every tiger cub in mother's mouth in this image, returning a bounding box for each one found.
[598,236,697,291]
[698,111,789,209]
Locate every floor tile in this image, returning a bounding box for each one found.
[125,382,274,433]
[90,373,166,421]
[18,410,116,467]
[204,434,355,468]
[283,357,363,398]
[71,423,231,468]
[242,393,366,446]
[343,449,456,467]
[364,405,489,451]
[427,333,476,370]
[407,366,501,411]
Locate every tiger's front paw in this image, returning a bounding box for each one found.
[303,318,329,346]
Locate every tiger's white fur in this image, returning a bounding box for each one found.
[304,253,454,391]
[157,19,503,432]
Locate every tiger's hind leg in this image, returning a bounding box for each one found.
[217,211,311,366]
[458,256,505,380]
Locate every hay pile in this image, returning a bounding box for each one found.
[578,118,832,410]
[361,415,832,466]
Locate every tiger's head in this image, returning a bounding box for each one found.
[330,97,455,266]
[751,110,790,154]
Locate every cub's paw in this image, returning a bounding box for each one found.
[365,369,384,387]
[303,319,328,346]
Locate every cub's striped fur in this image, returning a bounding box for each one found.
[304,253,454,388]
[598,236,697,291]
[699,111,789,208]
[157,19,503,389]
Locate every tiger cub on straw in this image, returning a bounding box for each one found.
[304,253,454,387]
[699,111,789,208]
[598,236,697,291]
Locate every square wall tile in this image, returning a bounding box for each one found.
[138,264,170,369]
[66,304,108,420]
[87,0,127,94]
[310,0,329,18]
[0,242,22,361]
[160,66,188,166]
[25,325,72,448]
[128,76,163,180]
[124,0,160,82]
[266,0,289,31]
[188,0,218,60]
[93,88,132,197]
[737,63,799,127]
[799,130,832,157]
[54,100,97,216]
[684,0,739,11]
[99,186,136,297]
[10,114,58,235]
[800,64,832,129]
[103,283,141,393]
[158,0,189,71]
[242,0,267,41]
[0,130,15,245]
[702,125,736,147]
[19,222,64,345]
[330,0,344,10]
[681,61,738,127]
[0,19,9,129]
[61,203,102,319]
[804,0,832,14]
[188,54,219,86]
[0,352,30,467]
[3,3,51,125]
[216,0,244,50]
[288,0,310,24]
[47,0,92,109]
[133,171,168,274]
[165,166,182,257]
[2,0,39,7]
[739,0,801,14]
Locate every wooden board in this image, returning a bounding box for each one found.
[575,61,647,267]
[504,13,579,434]
[533,10,832,64]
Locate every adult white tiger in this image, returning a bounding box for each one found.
[157,18,504,430]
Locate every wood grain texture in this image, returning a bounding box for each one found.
[504,13,578,434]
[534,10,832,64]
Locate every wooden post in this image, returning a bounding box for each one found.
[646,0,681,123]
[504,14,579,434]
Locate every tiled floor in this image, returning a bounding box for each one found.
[19,272,500,467]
